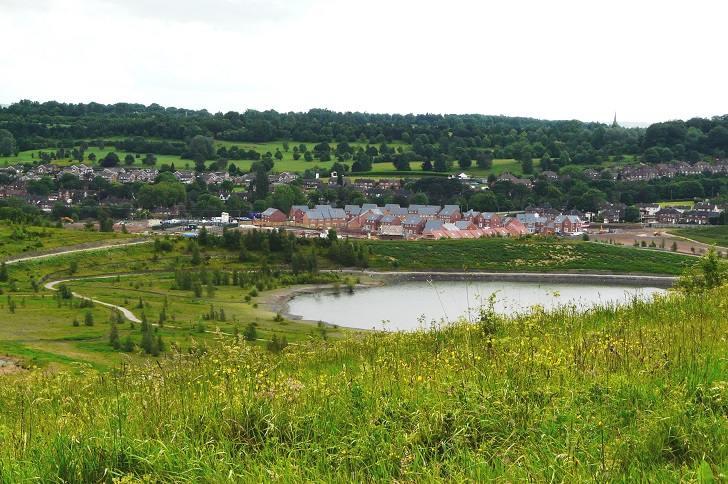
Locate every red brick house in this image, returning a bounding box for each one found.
[261,208,287,226]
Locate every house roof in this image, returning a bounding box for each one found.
[423,219,444,232]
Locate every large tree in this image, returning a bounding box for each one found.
[188,135,215,160]
[0,129,17,157]
[99,152,120,167]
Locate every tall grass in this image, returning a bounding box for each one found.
[1,287,728,481]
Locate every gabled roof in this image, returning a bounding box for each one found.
[439,205,461,216]
[423,219,444,232]
[262,208,282,217]
[403,215,425,226]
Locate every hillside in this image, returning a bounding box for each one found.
[1,275,727,481]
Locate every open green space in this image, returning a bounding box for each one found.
[7,140,542,179]
[364,238,694,274]
[671,226,728,247]
[0,228,697,373]
[0,225,135,258]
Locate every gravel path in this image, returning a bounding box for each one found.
[45,278,141,323]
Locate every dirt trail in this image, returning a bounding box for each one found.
[45,278,141,323]
[5,238,152,265]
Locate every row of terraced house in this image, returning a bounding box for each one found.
[259,203,539,239]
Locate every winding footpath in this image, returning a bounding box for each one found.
[4,238,152,265]
[6,238,153,323]
[44,278,141,323]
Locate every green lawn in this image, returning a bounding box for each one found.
[671,226,728,247]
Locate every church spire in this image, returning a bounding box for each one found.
[612,112,618,128]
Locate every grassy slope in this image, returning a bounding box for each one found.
[672,226,728,247]
[7,140,537,178]
[3,234,695,371]
[1,284,727,481]
[2,237,357,371]
[365,238,694,274]
[0,225,135,258]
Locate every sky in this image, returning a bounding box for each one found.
[1,0,725,125]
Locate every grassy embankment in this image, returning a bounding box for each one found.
[0,225,135,258]
[364,238,693,274]
[672,226,728,248]
[1,276,727,480]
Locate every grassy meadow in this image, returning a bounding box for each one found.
[0,225,135,258]
[0,223,725,480]
[1,281,728,481]
[0,231,697,374]
[6,138,540,178]
[364,238,694,274]
[671,226,728,248]
[2,233,362,372]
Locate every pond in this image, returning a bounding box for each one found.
[286,280,667,331]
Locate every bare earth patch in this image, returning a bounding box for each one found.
[0,357,26,375]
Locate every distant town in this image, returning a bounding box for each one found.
[1,158,727,240]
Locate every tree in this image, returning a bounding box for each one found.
[641,147,660,164]
[410,192,429,205]
[194,193,225,217]
[458,152,472,169]
[252,163,269,200]
[677,246,726,293]
[0,129,17,157]
[268,184,306,215]
[521,157,534,175]
[470,191,498,212]
[98,209,114,232]
[109,321,120,349]
[624,206,641,223]
[188,135,215,160]
[84,311,94,326]
[99,152,120,167]
[475,151,494,170]
[124,154,135,166]
[244,322,258,341]
[275,150,283,161]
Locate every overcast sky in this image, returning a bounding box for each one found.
[1,0,724,124]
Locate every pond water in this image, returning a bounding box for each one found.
[286,280,666,332]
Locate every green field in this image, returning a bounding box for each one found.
[0,225,135,258]
[6,139,543,178]
[672,226,728,247]
[364,238,694,274]
[0,222,725,480]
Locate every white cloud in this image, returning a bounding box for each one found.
[1,0,725,123]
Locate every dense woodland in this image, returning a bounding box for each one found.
[1,101,728,221]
